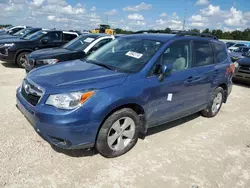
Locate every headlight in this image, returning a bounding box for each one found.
[4,43,14,47]
[46,91,95,110]
[39,59,58,65]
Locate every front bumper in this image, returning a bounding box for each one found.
[16,88,99,150]
[233,72,250,82]
[0,48,15,62]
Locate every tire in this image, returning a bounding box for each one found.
[201,87,224,118]
[96,108,140,158]
[16,52,30,68]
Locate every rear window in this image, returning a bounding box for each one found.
[213,43,228,63]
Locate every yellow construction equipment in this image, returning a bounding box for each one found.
[92,24,114,35]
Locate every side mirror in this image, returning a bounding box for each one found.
[41,38,48,44]
[158,64,170,82]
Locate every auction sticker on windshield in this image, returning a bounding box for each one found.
[84,38,95,43]
[126,51,143,59]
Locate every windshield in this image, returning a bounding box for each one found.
[23,30,47,40]
[13,28,28,36]
[63,35,99,51]
[86,37,163,73]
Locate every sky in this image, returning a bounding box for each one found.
[0,0,250,31]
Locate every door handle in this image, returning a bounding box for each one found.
[214,70,219,75]
[184,76,201,84]
[184,76,194,83]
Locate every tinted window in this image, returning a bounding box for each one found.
[44,32,62,41]
[213,42,228,63]
[24,30,47,40]
[86,38,163,73]
[11,28,22,33]
[64,33,77,41]
[235,44,245,47]
[192,41,213,67]
[90,38,112,52]
[226,42,235,48]
[150,40,191,75]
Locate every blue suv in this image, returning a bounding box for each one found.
[16,32,234,158]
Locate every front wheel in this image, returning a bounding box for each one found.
[16,52,30,68]
[96,108,140,158]
[201,87,224,118]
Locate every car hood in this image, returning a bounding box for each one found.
[27,59,128,93]
[229,52,244,59]
[238,57,250,66]
[29,47,74,59]
[0,37,26,44]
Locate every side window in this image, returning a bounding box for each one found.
[43,32,62,41]
[213,43,228,63]
[192,41,213,67]
[64,33,77,41]
[150,40,191,76]
[12,28,22,33]
[90,38,112,53]
[149,40,192,75]
[93,39,112,49]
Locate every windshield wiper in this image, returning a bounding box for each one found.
[86,60,116,71]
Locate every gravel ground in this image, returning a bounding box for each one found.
[0,61,250,188]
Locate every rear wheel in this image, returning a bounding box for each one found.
[16,52,30,68]
[201,87,224,117]
[96,108,140,158]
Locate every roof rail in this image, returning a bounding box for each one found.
[176,31,218,40]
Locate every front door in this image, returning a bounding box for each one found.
[145,39,202,127]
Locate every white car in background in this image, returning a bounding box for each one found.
[228,43,247,52]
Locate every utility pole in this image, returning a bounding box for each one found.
[182,8,187,31]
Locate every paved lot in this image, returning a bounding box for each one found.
[0,61,250,188]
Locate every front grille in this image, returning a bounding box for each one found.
[238,65,250,74]
[21,80,43,106]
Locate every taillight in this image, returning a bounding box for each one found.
[226,63,235,74]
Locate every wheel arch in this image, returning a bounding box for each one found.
[217,83,228,103]
[14,49,33,64]
[96,102,147,142]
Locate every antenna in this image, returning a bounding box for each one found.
[106,14,109,25]
[182,8,187,31]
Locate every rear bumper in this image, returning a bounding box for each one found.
[16,88,99,150]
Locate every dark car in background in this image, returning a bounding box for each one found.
[0,28,42,40]
[226,42,236,48]
[25,34,115,72]
[0,30,79,67]
[229,46,250,62]
[233,52,250,83]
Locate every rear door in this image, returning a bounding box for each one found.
[189,40,216,105]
